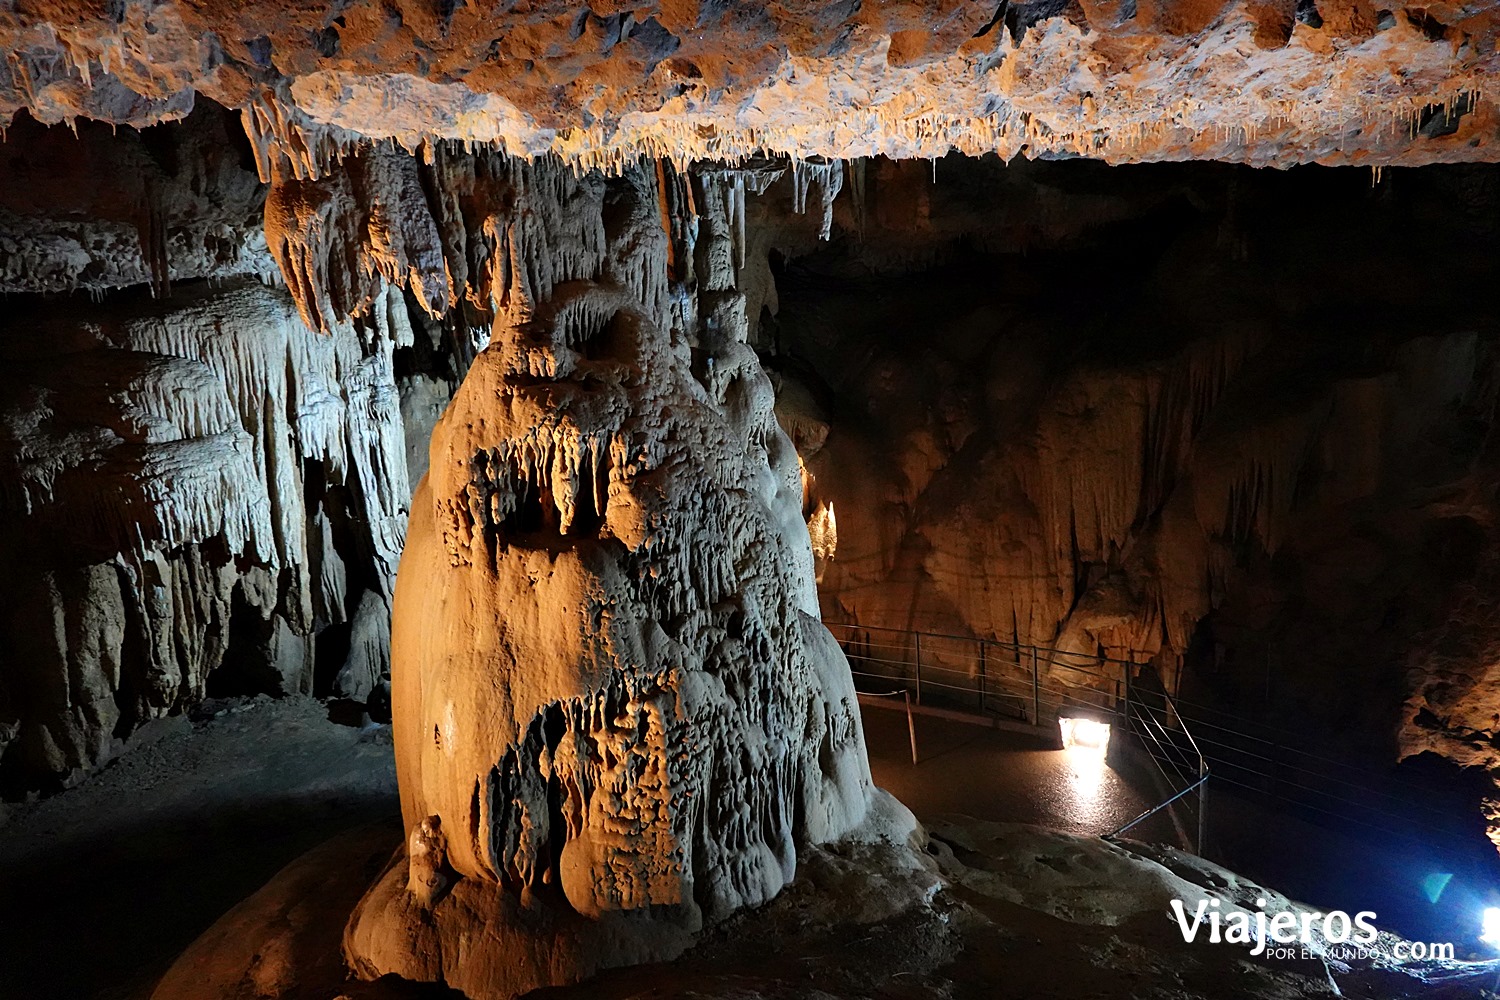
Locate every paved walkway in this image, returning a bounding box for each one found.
[860,704,1158,837]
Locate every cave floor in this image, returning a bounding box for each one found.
[860,706,1157,837]
[5,698,1499,999]
[863,708,1500,953]
[0,696,398,1000]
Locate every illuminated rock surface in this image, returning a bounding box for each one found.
[2,0,1500,169]
[336,153,904,998]
[4,3,1500,992]
[765,158,1499,703]
[0,275,416,787]
[750,156,1500,841]
[155,796,1500,999]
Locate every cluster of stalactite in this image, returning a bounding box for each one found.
[797,318,1494,695]
[3,2,1497,172]
[0,104,467,792]
[755,159,1500,781]
[0,280,417,790]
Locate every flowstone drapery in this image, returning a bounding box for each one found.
[339,159,895,998]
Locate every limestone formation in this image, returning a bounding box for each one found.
[1,0,1499,172]
[0,103,273,297]
[0,278,416,788]
[751,156,1500,779]
[799,322,1492,695]
[7,9,1500,985]
[334,153,887,998]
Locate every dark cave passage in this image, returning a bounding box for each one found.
[763,151,1500,952]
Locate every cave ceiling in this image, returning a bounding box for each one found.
[1,0,1498,171]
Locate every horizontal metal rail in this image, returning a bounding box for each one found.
[829,618,1467,858]
[825,620,1141,672]
[826,619,1205,853]
[1109,774,1210,840]
[1109,679,1209,853]
[828,619,1126,729]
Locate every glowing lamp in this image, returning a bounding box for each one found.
[1482,907,1500,947]
[1060,716,1111,754]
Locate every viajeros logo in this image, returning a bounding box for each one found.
[1170,897,1456,961]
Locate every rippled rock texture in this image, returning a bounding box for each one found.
[0,92,901,994]
[0,277,417,789]
[751,155,1500,833]
[2,0,1500,171]
[326,150,894,998]
[0,104,467,792]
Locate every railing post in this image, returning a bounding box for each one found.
[913,632,922,706]
[904,689,918,765]
[978,639,986,714]
[1031,646,1041,727]
[1197,759,1208,857]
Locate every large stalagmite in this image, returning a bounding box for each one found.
[337,158,896,997]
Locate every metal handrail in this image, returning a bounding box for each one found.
[827,617,1209,855]
[831,618,1472,859]
[1109,775,1210,838]
[827,619,1129,727]
[854,686,919,764]
[823,620,1144,676]
[1109,682,1209,853]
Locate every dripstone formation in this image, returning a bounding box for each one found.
[331,156,885,996]
[0,279,414,787]
[4,0,1500,168]
[0,106,453,789]
[1,102,900,989]
[6,4,1500,991]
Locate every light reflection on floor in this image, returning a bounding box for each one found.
[1063,744,1109,799]
[860,707,1155,836]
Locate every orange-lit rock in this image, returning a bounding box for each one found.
[339,155,909,998]
[1,1,1498,169]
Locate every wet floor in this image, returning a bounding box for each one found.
[861,705,1156,837]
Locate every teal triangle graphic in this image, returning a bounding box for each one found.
[1421,872,1454,904]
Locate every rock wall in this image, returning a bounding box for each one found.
[1396,458,1500,848]
[751,158,1500,771]
[0,103,273,296]
[0,279,418,790]
[333,154,886,998]
[0,105,460,792]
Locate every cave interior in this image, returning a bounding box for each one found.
[4,2,1500,998]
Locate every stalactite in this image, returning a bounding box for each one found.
[0,278,417,787]
[789,159,844,241]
